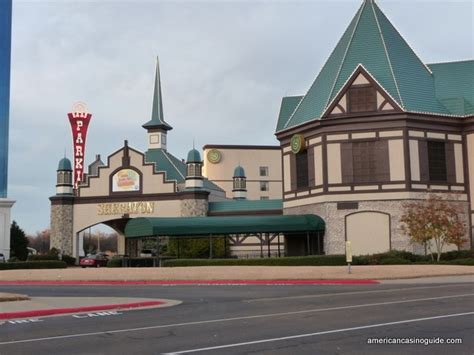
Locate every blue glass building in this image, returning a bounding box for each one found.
[0,0,12,198]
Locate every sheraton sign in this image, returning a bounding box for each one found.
[68,102,92,188]
[97,202,155,216]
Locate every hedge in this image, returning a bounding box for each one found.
[0,260,67,270]
[28,254,76,266]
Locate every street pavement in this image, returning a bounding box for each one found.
[0,278,473,354]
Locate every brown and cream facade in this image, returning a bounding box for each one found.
[276,0,473,255]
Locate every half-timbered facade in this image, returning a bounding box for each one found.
[276,0,473,255]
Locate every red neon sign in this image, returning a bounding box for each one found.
[68,103,92,188]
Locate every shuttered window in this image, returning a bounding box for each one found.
[348,86,376,113]
[352,141,377,182]
[428,141,447,182]
[296,150,309,189]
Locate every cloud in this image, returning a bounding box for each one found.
[8,0,473,234]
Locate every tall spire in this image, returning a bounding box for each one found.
[142,56,172,131]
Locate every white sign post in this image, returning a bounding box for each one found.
[345,241,353,274]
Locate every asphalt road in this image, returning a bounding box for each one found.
[0,282,473,355]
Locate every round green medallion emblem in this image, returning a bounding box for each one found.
[291,134,305,154]
[207,149,222,164]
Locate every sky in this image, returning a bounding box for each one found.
[7,0,474,235]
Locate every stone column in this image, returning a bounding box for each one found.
[50,195,74,256]
[180,190,209,217]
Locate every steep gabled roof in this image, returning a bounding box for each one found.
[276,95,303,132]
[428,60,474,116]
[278,0,462,132]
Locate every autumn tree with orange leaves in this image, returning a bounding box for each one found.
[400,193,466,262]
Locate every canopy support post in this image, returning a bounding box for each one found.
[209,235,213,259]
[277,233,281,258]
[177,237,180,259]
[306,232,310,256]
[259,234,263,258]
[267,234,271,258]
[224,236,228,258]
[156,236,160,267]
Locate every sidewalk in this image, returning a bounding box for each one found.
[0,265,472,282]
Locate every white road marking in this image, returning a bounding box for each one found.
[0,293,472,345]
[245,284,473,303]
[165,311,474,354]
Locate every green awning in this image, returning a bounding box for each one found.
[124,215,325,238]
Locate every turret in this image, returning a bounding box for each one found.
[232,165,247,200]
[56,157,73,195]
[185,148,203,189]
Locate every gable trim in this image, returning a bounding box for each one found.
[322,64,404,118]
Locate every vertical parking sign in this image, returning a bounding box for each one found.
[68,102,92,189]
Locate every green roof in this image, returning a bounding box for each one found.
[279,0,467,132]
[428,60,474,116]
[142,57,173,131]
[145,148,224,192]
[58,157,72,171]
[125,215,325,237]
[233,165,246,178]
[209,199,283,213]
[186,148,202,163]
[276,96,303,132]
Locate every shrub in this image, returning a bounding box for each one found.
[28,255,58,261]
[378,257,411,265]
[61,255,76,266]
[441,250,474,261]
[0,260,67,270]
[107,258,124,268]
[163,255,348,267]
[438,258,474,266]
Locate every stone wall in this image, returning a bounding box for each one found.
[180,199,208,217]
[285,198,470,255]
[50,204,74,255]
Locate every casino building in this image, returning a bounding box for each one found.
[276,0,473,255]
[50,0,473,259]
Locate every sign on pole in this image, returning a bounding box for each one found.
[345,241,352,274]
[68,102,92,189]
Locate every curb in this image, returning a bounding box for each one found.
[0,300,165,320]
[0,279,379,286]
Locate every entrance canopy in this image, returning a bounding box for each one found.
[124,215,324,238]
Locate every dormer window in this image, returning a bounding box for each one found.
[348,86,376,113]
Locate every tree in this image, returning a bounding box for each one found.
[400,193,466,261]
[27,229,50,254]
[10,221,29,261]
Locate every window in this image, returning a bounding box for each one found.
[149,134,159,144]
[259,166,269,176]
[296,150,309,189]
[233,178,246,190]
[428,141,447,182]
[260,181,269,191]
[352,141,377,183]
[348,86,376,113]
[260,196,269,200]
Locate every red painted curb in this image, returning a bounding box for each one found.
[0,279,379,286]
[0,301,165,320]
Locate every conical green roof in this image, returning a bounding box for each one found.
[186,148,201,163]
[58,157,72,171]
[143,57,173,131]
[233,165,246,178]
[280,0,453,132]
